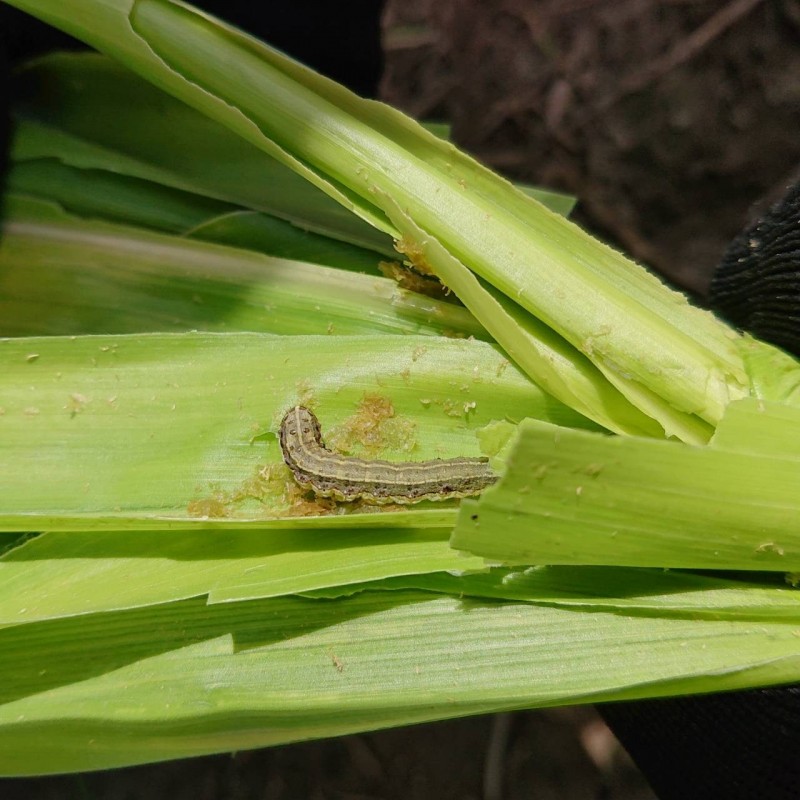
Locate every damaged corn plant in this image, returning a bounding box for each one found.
[1,0,800,776]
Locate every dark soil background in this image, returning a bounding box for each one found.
[3,0,800,797]
[382,0,800,295]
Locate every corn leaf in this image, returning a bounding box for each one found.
[12,53,575,250]
[0,195,486,338]
[7,159,390,272]
[303,566,800,621]
[453,399,800,570]
[0,528,485,624]
[1,590,800,776]
[0,330,591,529]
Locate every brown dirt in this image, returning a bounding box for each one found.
[381,0,800,295]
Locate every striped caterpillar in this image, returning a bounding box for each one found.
[279,406,497,504]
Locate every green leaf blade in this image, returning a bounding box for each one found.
[1,591,800,775]
[0,331,591,529]
[453,399,800,570]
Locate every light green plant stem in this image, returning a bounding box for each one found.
[1,589,800,776]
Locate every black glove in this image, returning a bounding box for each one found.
[710,182,800,358]
[600,182,800,800]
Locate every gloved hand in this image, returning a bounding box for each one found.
[710,183,800,358]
